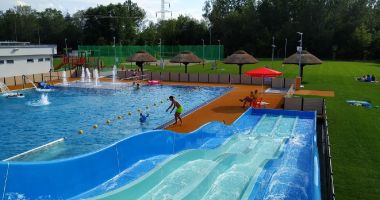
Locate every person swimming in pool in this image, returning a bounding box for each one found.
[139,112,149,123]
[166,96,183,125]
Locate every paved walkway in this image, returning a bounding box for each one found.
[295,90,335,97]
[162,82,284,133]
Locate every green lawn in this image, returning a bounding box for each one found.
[55,57,380,199]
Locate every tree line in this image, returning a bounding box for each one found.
[1,0,380,60]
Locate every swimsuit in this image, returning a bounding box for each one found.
[176,106,183,114]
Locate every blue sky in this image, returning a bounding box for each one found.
[0,0,206,22]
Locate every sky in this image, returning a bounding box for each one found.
[0,0,206,22]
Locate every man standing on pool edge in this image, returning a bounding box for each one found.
[166,96,183,126]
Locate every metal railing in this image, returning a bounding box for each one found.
[322,102,336,200]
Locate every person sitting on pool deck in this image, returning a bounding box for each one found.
[239,90,258,108]
[166,96,183,125]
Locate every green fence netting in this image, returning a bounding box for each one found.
[78,45,224,62]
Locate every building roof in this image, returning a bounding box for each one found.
[170,51,202,64]
[224,50,259,65]
[0,41,56,48]
[283,50,322,65]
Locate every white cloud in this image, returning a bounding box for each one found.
[0,0,206,22]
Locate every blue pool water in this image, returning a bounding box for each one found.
[0,109,320,200]
[0,83,231,161]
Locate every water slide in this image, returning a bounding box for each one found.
[0,109,320,200]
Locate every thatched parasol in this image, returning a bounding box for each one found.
[127,50,157,75]
[224,50,259,83]
[283,50,322,80]
[170,51,202,73]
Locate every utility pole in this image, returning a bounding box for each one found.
[156,0,171,21]
[297,32,303,79]
[64,38,68,56]
[202,39,205,68]
[113,36,116,66]
[282,38,287,77]
[271,36,276,68]
[218,40,221,61]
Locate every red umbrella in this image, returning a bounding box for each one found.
[245,67,282,93]
[245,67,282,77]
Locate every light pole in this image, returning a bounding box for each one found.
[113,36,116,66]
[159,38,162,60]
[217,40,221,61]
[283,38,288,77]
[202,39,205,68]
[64,38,67,56]
[271,36,276,69]
[209,26,212,45]
[159,38,164,69]
[297,32,303,80]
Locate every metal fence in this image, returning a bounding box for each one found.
[78,45,224,61]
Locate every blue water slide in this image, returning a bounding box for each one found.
[0,109,320,199]
[0,109,256,199]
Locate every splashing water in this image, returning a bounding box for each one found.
[62,71,68,86]
[94,69,100,86]
[112,65,117,84]
[27,94,51,107]
[80,68,85,83]
[86,68,92,83]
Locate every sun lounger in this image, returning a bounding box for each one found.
[285,78,295,88]
[271,78,284,89]
[199,73,208,83]
[303,98,325,118]
[180,73,189,82]
[252,77,263,85]
[170,72,179,82]
[284,96,303,111]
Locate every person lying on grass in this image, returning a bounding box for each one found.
[239,90,258,108]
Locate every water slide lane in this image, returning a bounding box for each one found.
[91,114,300,200]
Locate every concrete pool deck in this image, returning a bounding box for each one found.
[159,82,284,133]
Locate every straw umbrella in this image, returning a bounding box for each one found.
[126,50,157,75]
[283,50,322,80]
[224,50,259,83]
[170,51,202,73]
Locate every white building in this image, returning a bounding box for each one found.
[0,41,57,77]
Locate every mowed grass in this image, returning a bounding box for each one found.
[55,57,380,199]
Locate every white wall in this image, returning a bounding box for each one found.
[0,55,53,77]
[0,46,56,77]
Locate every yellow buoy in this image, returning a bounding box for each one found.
[106,120,111,124]
[128,112,132,116]
[79,130,84,134]
[93,124,98,129]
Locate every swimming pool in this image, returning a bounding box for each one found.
[0,83,231,161]
[0,108,320,200]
